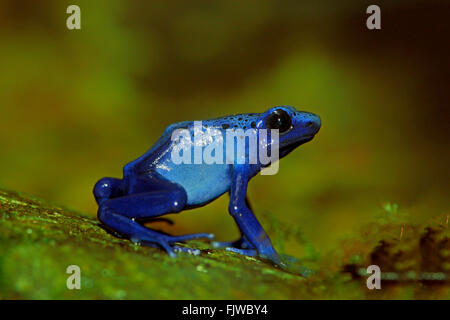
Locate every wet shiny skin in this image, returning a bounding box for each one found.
[93,105,321,265]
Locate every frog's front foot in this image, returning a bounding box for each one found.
[241,248,283,267]
[224,247,312,276]
[211,236,254,250]
[214,242,283,267]
[257,247,284,266]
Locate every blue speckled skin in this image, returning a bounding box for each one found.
[93,106,320,264]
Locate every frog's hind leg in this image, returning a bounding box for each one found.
[97,174,214,257]
[93,177,123,206]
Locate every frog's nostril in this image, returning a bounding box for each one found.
[306,121,314,128]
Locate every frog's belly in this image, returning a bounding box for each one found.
[155,163,232,206]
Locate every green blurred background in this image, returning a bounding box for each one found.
[0,0,448,256]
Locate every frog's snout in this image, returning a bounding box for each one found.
[303,113,321,135]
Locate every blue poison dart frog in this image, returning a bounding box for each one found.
[94,105,321,266]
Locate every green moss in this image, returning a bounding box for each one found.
[1,188,448,299]
[0,188,311,299]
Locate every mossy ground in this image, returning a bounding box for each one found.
[0,188,449,299]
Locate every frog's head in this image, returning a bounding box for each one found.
[258,105,321,158]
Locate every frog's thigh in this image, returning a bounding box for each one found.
[97,175,213,253]
[93,177,123,205]
[101,175,187,219]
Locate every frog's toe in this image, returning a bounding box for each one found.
[226,247,258,257]
[226,246,285,267]
[143,240,201,257]
[169,232,215,242]
[211,240,235,248]
[211,237,254,249]
[157,241,178,258]
[173,245,201,256]
[139,233,213,258]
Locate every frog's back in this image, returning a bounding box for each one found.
[124,120,230,206]
[151,118,235,206]
[125,113,261,206]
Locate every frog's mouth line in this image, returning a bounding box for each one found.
[280,135,314,157]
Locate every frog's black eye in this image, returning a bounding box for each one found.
[266,109,292,133]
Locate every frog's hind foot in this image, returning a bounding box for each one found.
[169,232,215,242]
[97,173,216,258]
[130,230,215,258]
[139,237,211,257]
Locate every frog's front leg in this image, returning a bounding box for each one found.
[223,166,282,265]
[95,174,214,257]
[212,197,255,250]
